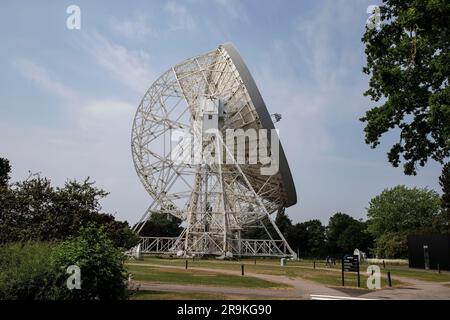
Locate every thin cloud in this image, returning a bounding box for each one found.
[164,1,196,31]
[15,58,79,102]
[11,57,144,223]
[79,31,153,93]
[109,14,158,40]
[213,0,249,22]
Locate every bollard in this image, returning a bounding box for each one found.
[387,270,392,287]
[241,264,244,276]
[383,260,386,269]
[254,259,256,265]
[185,260,188,270]
[313,260,316,269]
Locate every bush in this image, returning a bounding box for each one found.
[0,242,56,300]
[0,226,129,300]
[51,225,129,300]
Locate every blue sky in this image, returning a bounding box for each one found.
[0,0,443,225]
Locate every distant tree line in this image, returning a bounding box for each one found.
[134,178,449,259]
[242,184,449,259]
[242,210,373,259]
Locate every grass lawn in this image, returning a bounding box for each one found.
[130,256,404,289]
[372,266,450,283]
[128,264,289,289]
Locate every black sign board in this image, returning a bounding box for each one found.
[341,254,360,287]
[343,254,359,272]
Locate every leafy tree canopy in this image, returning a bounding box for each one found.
[366,185,446,257]
[326,213,373,256]
[361,0,450,175]
[0,160,138,248]
[135,211,183,237]
[0,158,11,188]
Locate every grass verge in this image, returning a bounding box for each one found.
[128,264,289,289]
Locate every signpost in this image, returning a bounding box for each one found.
[341,254,360,287]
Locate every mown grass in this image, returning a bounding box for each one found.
[130,256,405,289]
[366,265,450,283]
[128,264,289,288]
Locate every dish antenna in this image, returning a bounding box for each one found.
[131,43,297,258]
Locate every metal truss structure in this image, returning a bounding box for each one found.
[140,237,290,257]
[131,43,297,258]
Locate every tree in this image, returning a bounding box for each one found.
[361,1,450,176]
[0,158,11,188]
[336,220,373,254]
[274,207,293,235]
[0,163,138,248]
[366,185,444,258]
[136,211,183,237]
[325,213,373,256]
[326,213,356,255]
[439,162,450,231]
[287,220,326,258]
[302,220,326,258]
[240,208,294,241]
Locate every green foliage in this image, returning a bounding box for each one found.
[0,158,11,188]
[0,242,56,300]
[0,227,129,300]
[373,233,409,258]
[0,167,138,248]
[326,213,373,256]
[366,185,444,258]
[336,221,373,254]
[52,225,129,300]
[440,162,450,230]
[136,211,182,237]
[361,0,450,175]
[289,220,326,258]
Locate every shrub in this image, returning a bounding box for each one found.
[0,226,129,300]
[51,225,129,300]
[0,242,57,300]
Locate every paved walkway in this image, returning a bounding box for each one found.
[128,263,450,300]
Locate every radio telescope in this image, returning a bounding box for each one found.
[131,43,297,258]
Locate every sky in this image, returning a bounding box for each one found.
[0,0,443,226]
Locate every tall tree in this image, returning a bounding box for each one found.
[0,158,11,188]
[336,220,373,254]
[439,162,450,231]
[326,213,357,255]
[287,220,326,258]
[361,1,450,176]
[366,185,444,258]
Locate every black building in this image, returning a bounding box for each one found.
[408,234,450,270]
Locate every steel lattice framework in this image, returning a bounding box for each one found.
[131,43,297,258]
